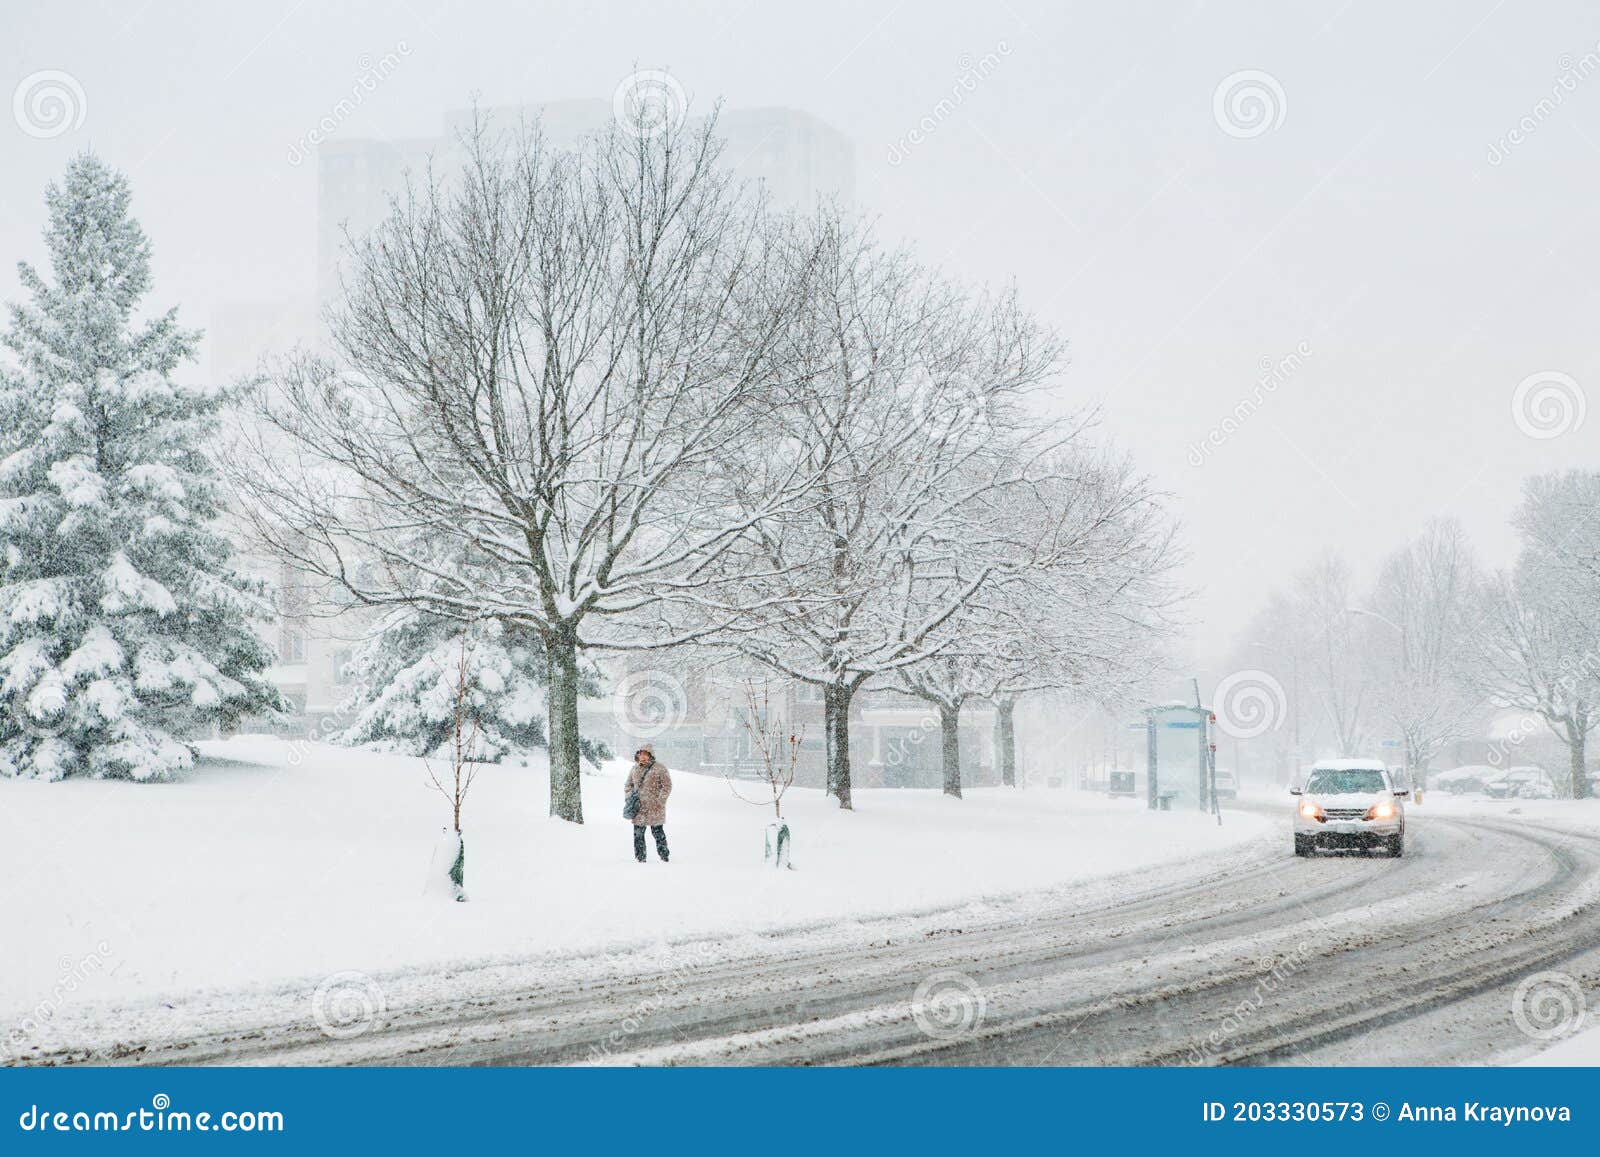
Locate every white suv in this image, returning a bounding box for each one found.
[1291,759,1408,858]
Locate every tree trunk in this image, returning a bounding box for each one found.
[940,701,962,798]
[1571,724,1590,800]
[545,624,584,823]
[995,697,1017,787]
[823,682,854,810]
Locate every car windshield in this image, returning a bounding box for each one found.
[1306,769,1387,795]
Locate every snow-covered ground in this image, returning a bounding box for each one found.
[1411,792,1600,1066]
[1519,1022,1600,1065]
[1421,791,1600,831]
[1,737,1270,1042]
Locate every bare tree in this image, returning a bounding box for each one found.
[1364,518,1484,788]
[706,208,1066,809]
[726,678,802,819]
[1471,476,1600,799]
[1512,470,1600,592]
[896,450,1181,796]
[232,111,813,823]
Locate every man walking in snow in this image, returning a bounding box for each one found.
[625,745,672,863]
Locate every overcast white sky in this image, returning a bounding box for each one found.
[4,1,1598,673]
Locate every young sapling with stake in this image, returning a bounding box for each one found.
[725,679,803,868]
[423,639,483,901]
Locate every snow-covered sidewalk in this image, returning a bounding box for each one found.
[1419,792,1600,833]
[1,737,1270,1046]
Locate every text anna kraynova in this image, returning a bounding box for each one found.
[1395,1103,1571,1125]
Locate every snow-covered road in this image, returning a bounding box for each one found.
[22,804,1600,1067]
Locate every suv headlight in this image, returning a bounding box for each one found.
[1298,800,1324,821]
[1365,799,1397,820]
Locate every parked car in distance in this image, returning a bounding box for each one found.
[1483,766,1555,800]
[1212,768,1237,800]
[1432,764,1500,795]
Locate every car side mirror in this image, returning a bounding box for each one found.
[1288,788,1301,796]
[1393,790,1410,798]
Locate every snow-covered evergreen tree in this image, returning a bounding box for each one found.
[338,614,609,766]
[0,152,280,781]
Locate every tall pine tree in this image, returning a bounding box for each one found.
[0,152,280,781]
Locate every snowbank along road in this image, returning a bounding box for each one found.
[20,805,1600,1067]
